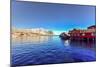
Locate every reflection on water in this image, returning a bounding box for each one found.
[12,36,53,45]
[61,40,96,50]
[11,36,96,66]
[69,40,96,50]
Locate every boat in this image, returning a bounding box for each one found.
[59,32,70,40]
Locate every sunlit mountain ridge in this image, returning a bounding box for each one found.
[12,28,54,39]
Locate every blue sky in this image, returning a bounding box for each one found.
[12,1,95,35]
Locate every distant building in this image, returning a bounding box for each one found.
[68,25,96,40]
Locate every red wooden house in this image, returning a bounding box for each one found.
[68,25,96,40]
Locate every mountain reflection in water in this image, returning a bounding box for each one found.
[12,35,53,45]
[11,36,96,66]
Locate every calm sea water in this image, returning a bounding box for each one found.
[11,36,96,66]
